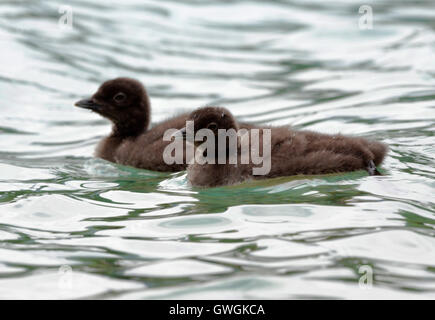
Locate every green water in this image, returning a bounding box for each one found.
[0,0,434,299]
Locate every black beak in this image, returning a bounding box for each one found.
[179,127,187,139]
[75,98,103,111]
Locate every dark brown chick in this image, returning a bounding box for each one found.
[182,106,388,187]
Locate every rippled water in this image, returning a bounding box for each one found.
[0,0,434,299]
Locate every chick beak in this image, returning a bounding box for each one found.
[74,98,103,111]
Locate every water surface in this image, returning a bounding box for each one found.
[0,0,434,299]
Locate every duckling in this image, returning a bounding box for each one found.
[75,78,188,171]
[181,106,387,187]
[75,78,257,172]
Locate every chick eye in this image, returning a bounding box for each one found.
[207,122,218,130]
[113,92,127,102]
